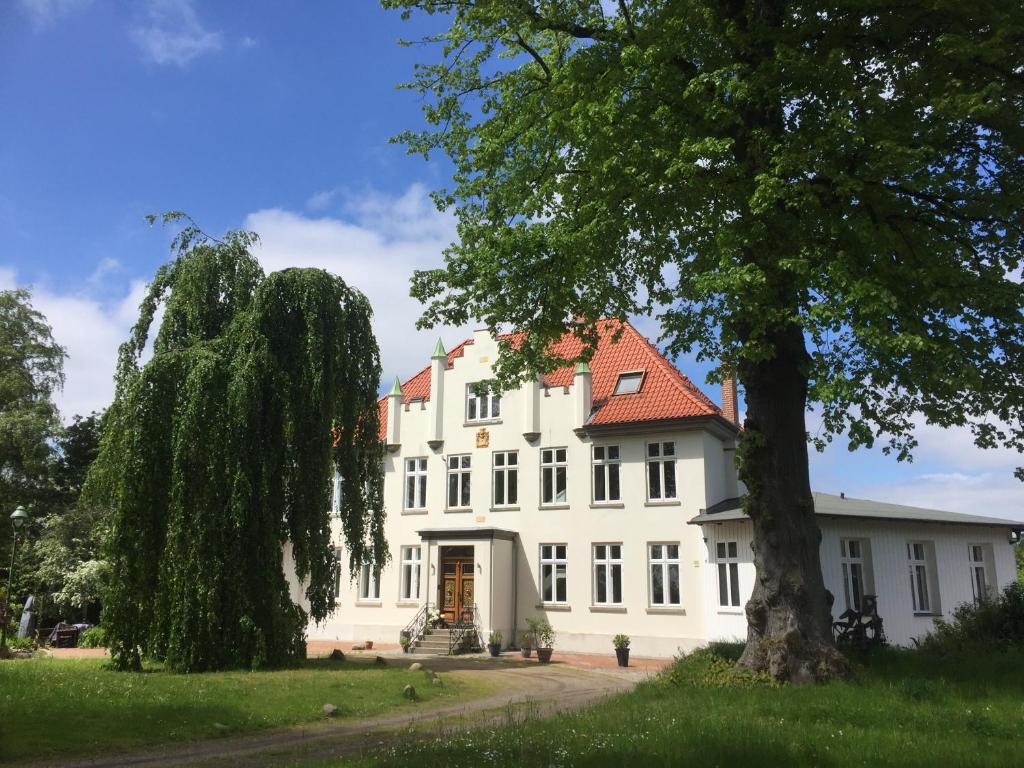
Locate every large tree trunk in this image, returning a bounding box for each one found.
[735,323,848,682]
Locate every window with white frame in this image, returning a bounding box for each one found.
[331,471,343,516]
[446,454,472,508]
[493,451,518,507]
[646,442,677,500]
[613,371,644,395]
[358,562,380,601]
[540,447,567,504]
[969,544,993,603]
[593,543,623,605]
[404,458,427,510]
[840,538,871,612]
[716,541,741,608]
[466,383,501,421]
[907,541,934,614]
[649,543,681,606]
[332,546,343,602]
[592,445,621,502]
[540,544,568,604]
[400,546,421,601]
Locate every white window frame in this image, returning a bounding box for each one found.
[492,451,519,507]
[592,543,623,606]
[358,562,380,602]
[539,544,568,604]
[646,441,677,500]
[404,458,428,510]
[466,383,501,422]
[400,545,421,601]
[332,546,343,603]
[592,445,621,503]
[907,541,934,614]
[840,538,871,612]
[446,454,472,509]
[540,447,568,505]
[613,370,645,395]
[648,543,681,607]
[969,544,994,603]
[331,470,343,516]
[716,541,741,608]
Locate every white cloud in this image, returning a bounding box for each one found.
[306,189,339,212]
[16,0,92,27]
[131,0,222,67]
[246,184,471,387]
[857,471,1024,523]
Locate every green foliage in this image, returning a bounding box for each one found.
[84,217,384,672]
[6,635,35,651]
[915,583,1024,653]
[663,646,776,689]
[1016,543,1023,585]
[19,412,108,627]
[384,0,1024,471]
[76,626,107,648]
[612,633,630,650]
[0,288,65,567]
[488,630,502,645]
[532,616,555,649]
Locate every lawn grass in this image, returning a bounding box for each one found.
[0,655,489,763]
[341,646,1024,768]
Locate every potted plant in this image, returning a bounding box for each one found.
[613,634,630,667]
[520,616,541,658]
[365,640,374,650]
[487,630,502,657]
[399,633,412,653]
[534,617,556,663]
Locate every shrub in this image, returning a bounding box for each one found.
[663,646,776,689]
[612,633,630,650]
[917,583,1024,652]
[77,626,107,648]
[7,636,36,652]
[488,630,502,645]
[533,617,555,649]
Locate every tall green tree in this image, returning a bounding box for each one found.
[85,217,385,671]
[0,289,65,605]
[385,0,1024,679]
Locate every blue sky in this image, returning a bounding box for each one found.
[1,0,1020,519]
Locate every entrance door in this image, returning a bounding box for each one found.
[441,554,475,625]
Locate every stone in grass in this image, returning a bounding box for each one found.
[329,649,345,661]
[431,676,443,687]
[323,704,339,718]
[375,655,387,666]
[403,684,417,700]
[409,662,423,672]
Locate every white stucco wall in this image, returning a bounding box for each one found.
[700,518,1017,647]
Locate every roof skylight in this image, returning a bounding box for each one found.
[613,371,644,395]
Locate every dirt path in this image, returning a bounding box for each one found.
[38,659,647,768]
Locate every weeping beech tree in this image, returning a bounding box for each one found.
[85,217,385,672]
[385,1,1024,680]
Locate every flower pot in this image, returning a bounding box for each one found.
[536,648,553,664]
[488,643,501,657]
[521,647,532,658]
[365,640,373,650]
[615,647,630,667]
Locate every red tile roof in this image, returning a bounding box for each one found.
[378,320,724,438]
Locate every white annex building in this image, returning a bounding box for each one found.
[295,320,1021,658]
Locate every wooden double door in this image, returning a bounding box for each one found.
[440,548,475,624]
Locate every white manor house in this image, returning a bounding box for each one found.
[292,321,1021,658]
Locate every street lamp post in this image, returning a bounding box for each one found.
[1,506,29,651]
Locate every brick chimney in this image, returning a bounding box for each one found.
[721,376,739,427]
